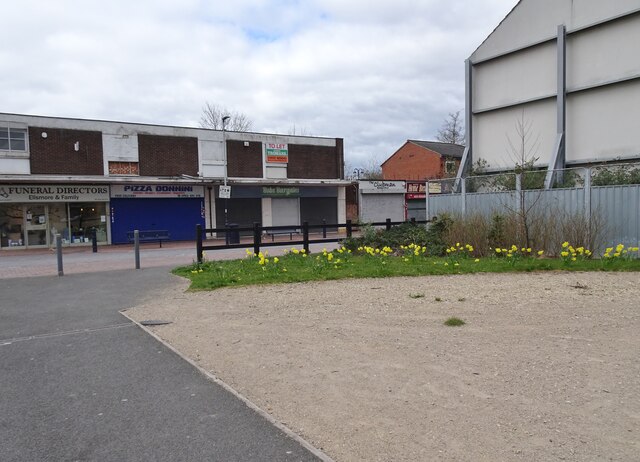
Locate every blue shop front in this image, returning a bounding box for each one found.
[110,184,205,244]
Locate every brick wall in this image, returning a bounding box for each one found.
[227,140,263,177]
[288,144,341,179]
[138,134,198,176]
[29,127,104,175]
[382,143,453,180]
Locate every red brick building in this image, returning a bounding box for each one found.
[381,140,464,181]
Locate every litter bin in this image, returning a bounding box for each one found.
[226,223,240,244]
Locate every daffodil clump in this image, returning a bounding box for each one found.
[357,245,393,257]
[445,242,475,264]
[603,243,639,262]
[313,247,348,271]
[492,244,540,266]
[559,241,592,264]
[398,243,427,262]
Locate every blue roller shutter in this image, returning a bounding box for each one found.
[110,198,204,244]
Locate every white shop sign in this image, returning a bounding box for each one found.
[110,184,205,199]
[358,180,406,194]
[0,184,110,203]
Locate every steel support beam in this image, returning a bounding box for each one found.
[545,25,567,189]
[455,58,473,192]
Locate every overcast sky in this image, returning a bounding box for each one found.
[2,0,515,169]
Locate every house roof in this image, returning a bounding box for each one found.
[407,140,465,159]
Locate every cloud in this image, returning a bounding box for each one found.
[0,0,515,167]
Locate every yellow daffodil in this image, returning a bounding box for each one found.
[273,257,279,263]
[474,258,480,262]
[537,250,544,256]
[562,241,569,248]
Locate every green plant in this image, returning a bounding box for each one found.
[444,317,465,327]
[592,165,640,186]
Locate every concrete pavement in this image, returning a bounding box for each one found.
[0,263,329,461]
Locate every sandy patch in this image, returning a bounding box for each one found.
[128,272,640,461]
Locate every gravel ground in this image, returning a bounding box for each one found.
[128,272,640,462]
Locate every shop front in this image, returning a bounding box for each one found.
[358,180,406,223]
[110,184,205,244]
[406,182,427,221]
[0,184,110,249]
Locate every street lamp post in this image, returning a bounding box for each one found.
[222,115,230,228]
[353,167,365,180]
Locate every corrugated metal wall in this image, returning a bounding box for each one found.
[428,184,640,248]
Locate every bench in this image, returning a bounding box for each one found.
[126,230,170,247]
[265,228,301,242]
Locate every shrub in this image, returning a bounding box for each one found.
[342,220,450,255]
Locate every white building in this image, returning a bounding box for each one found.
[458,0,640,185]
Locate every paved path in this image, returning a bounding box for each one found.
[0,240,340,279]
[0,264,327,461]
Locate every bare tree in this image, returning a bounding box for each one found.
[436,111,465,145]
[199,102,253,132]
[288,124,312,136]
[504,109,544,248]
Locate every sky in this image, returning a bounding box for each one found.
[1,0,516,171]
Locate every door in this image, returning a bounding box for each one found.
[271,198,300,227]
[25,205,48,247]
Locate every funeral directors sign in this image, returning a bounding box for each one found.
[265,143,288,163]
[0,184,110,203]
[110,184,204,199]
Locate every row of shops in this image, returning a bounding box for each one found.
[0,182,341,249]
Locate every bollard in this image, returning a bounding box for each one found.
[322,219,327,238]
[56,234,64,276]
[134,229,141,269]
[91,228,98,253]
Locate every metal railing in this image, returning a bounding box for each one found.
[195,218,429,263]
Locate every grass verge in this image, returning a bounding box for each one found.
[174,251,640,291]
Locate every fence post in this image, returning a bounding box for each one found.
[515,173,522,213]
[56,234,63,276]
[134,229,141,269]
[253,222,262,255]
[461,178,467,217]
[386,218,391,231]
[302,221,310,254]
[196,224,202,264]
[346,219,352,238]
[425,181,430,222]
[322,219,327,238]
[584,167,592,244]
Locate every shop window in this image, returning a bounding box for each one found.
[0,204,24,247]
[0,127,28,153]
[69,203,108,244]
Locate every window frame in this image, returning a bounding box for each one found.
[0,126,29,156]
[444,160,457,174]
